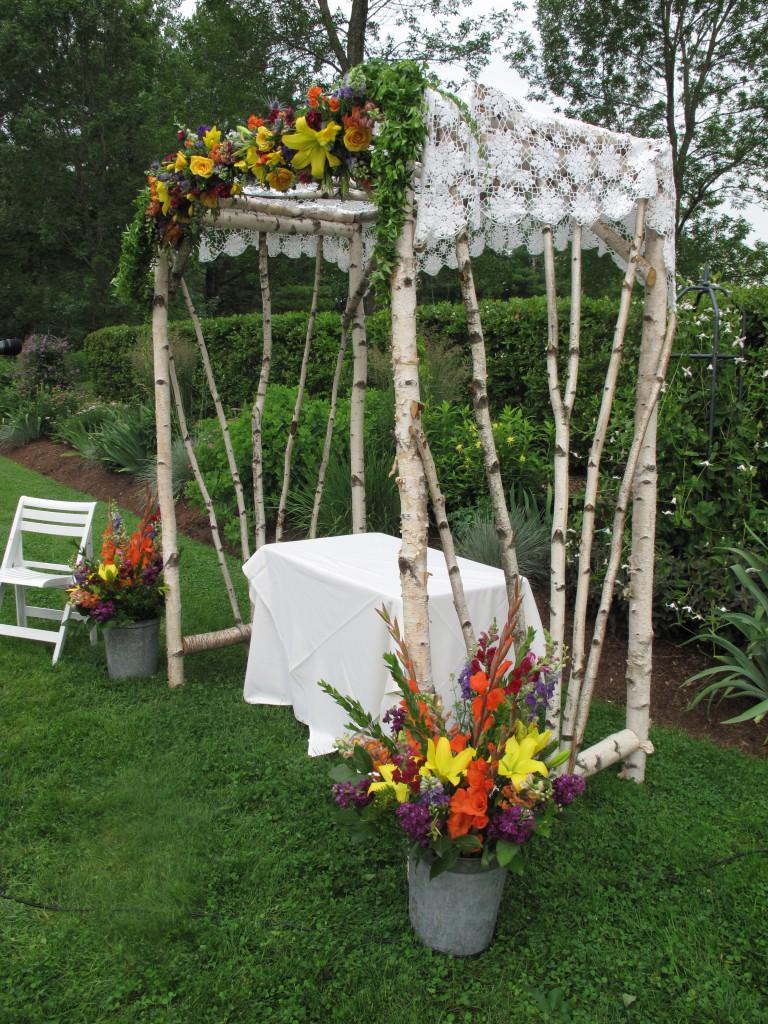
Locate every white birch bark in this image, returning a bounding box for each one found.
[168,351,243,626]
[151,252,184,688]
[180,278,250,565]
[544,222,581,738]
[455,233,520,607]
[392,195,433,692]
[568,309,677,771]
[276,240,323,542]
[573,729,653,777]
[349,229,368,533]
[622,229,669,783]
[182,625,251,654]
[560,200,647,752]
[412,421,476,657]
[252,233,272,550]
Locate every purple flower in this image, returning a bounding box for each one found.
[522,671,557,723]
[382,704,406,736]
[458,664,472,700]
[418,779,449,810]
[332,780,372,809]
[92,600,117,623]
[488,806,536,845]
[552,774,586,807]
[197,124,211,139]
[305,109,322,130]
[396,802,432,847]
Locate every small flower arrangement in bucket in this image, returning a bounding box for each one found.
[320,593,585,956]
[67,502,166,679]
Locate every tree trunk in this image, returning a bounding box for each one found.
[349,229,368,533]
[392,195,433,692]
[276,241,323,542]
[622,229,669,783]
[151,252,184,689]
[252,234,272,550]
[455,233,520,608]
[180,278,250,565]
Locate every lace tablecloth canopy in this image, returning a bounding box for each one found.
[199,84,675,294]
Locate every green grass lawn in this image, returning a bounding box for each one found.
[1,455,767,1024]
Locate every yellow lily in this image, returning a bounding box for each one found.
[97,562,118,583]
[420,736,476,786]
[367,763,410,803]
[203,126,221,150]
[154,179,171,215]
[282,117,342,179]
[497,725,552,790]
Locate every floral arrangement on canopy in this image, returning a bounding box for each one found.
[146,76,379,245]
[320,596,585,877]
[67,502,165,626]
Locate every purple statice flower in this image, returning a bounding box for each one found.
[197,124,211,139]
[396,802,432,847]
[382,704,406,736]
[522,671,557,723]
[552,774,586,807]
[281,144,296,163]
[110,510,123,533]
[73,565,89,585]
[92,600,117,623]
[338,85,354,100]
[488,806,536,845]
[332,780,372,809]
[458,663,472,701]
[418,777,450,811]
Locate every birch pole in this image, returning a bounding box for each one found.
[392,194,433,692]
[276,240,323,542]
[456,233,520,606]
[349,228,368,533]
[252,234,272,550]
[568,310,676,772]
[412,419,476,657]
[151,251,184,689]
[622,229,669,783]
[310,255,375,538]
[543,222,581,738]
[180,278,250,565]
[560,199,647,753]
[168,352,243,626]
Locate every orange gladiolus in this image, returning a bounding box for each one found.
[470,671,489,694]
[450,731,469,753]
[328,96,340,112]
[307,85,323,108]
[247,115,264,130]
[466,757,493,793]
[447,786,489,838]
[472,685,505,724]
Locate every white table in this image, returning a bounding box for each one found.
[242,533,544,756]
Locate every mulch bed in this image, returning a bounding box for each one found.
[5,438,766,759]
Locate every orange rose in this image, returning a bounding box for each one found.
[248,115,264,130]
[343,125,372,152]
[328,96,340,111]
[447,786,489,838]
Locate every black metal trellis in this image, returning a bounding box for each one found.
[675,267,747,461]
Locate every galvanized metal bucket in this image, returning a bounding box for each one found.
[103,619,160,680]
[407,851,507,956]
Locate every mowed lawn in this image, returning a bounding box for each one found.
[1,456,767,1024]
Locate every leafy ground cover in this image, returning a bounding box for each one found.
[1,457,767,1024]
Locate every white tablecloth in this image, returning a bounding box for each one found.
[242,533,544,756]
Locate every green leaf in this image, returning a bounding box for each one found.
[429,847,459,879]
[351,745,374,775]
[329,762,361,783]
[495,840,521,869]
[622,993,638,1007]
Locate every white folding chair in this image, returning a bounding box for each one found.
[0,495,98,665]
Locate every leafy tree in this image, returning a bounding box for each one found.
[518,0,768,261]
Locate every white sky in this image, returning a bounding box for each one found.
[178,0,766,243]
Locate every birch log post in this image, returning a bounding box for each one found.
[151,251,184,688]
[392,195,433,692]
[309,256,375,538]
[543,222,581,738]
[412,420,476,657]
[180,278,250,565]
[275,240,323,542]
[560,199,647,753]
[349,228,368,533]
[456,233,520,606]
[622,229,669,783]
[252,233,272,550]
[168,353,243,626]
[567,309,676,772]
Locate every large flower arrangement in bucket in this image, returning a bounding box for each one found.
[67,503,166,679]
[320,593,585,956]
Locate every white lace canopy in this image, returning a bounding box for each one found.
[199,84,676,289]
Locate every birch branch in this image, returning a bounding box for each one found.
[180,278,251,565]
[349,228,368,533]
[276,240,323,542]
[567,311,677,771]
[310,254,375,538]
[455,232,520,610]
[182,624,251,655]
[589,219,657,287]
[412,418,476,658]
[252,233,272,550]
[560,199,647,751]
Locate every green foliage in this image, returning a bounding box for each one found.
[685,531,768,732]
[453,486,553,582]
[0,387,76,449]
[113,187,156,308]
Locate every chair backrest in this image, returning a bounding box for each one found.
[2,496,97,574]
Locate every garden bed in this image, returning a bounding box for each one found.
[4,438,766,759]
